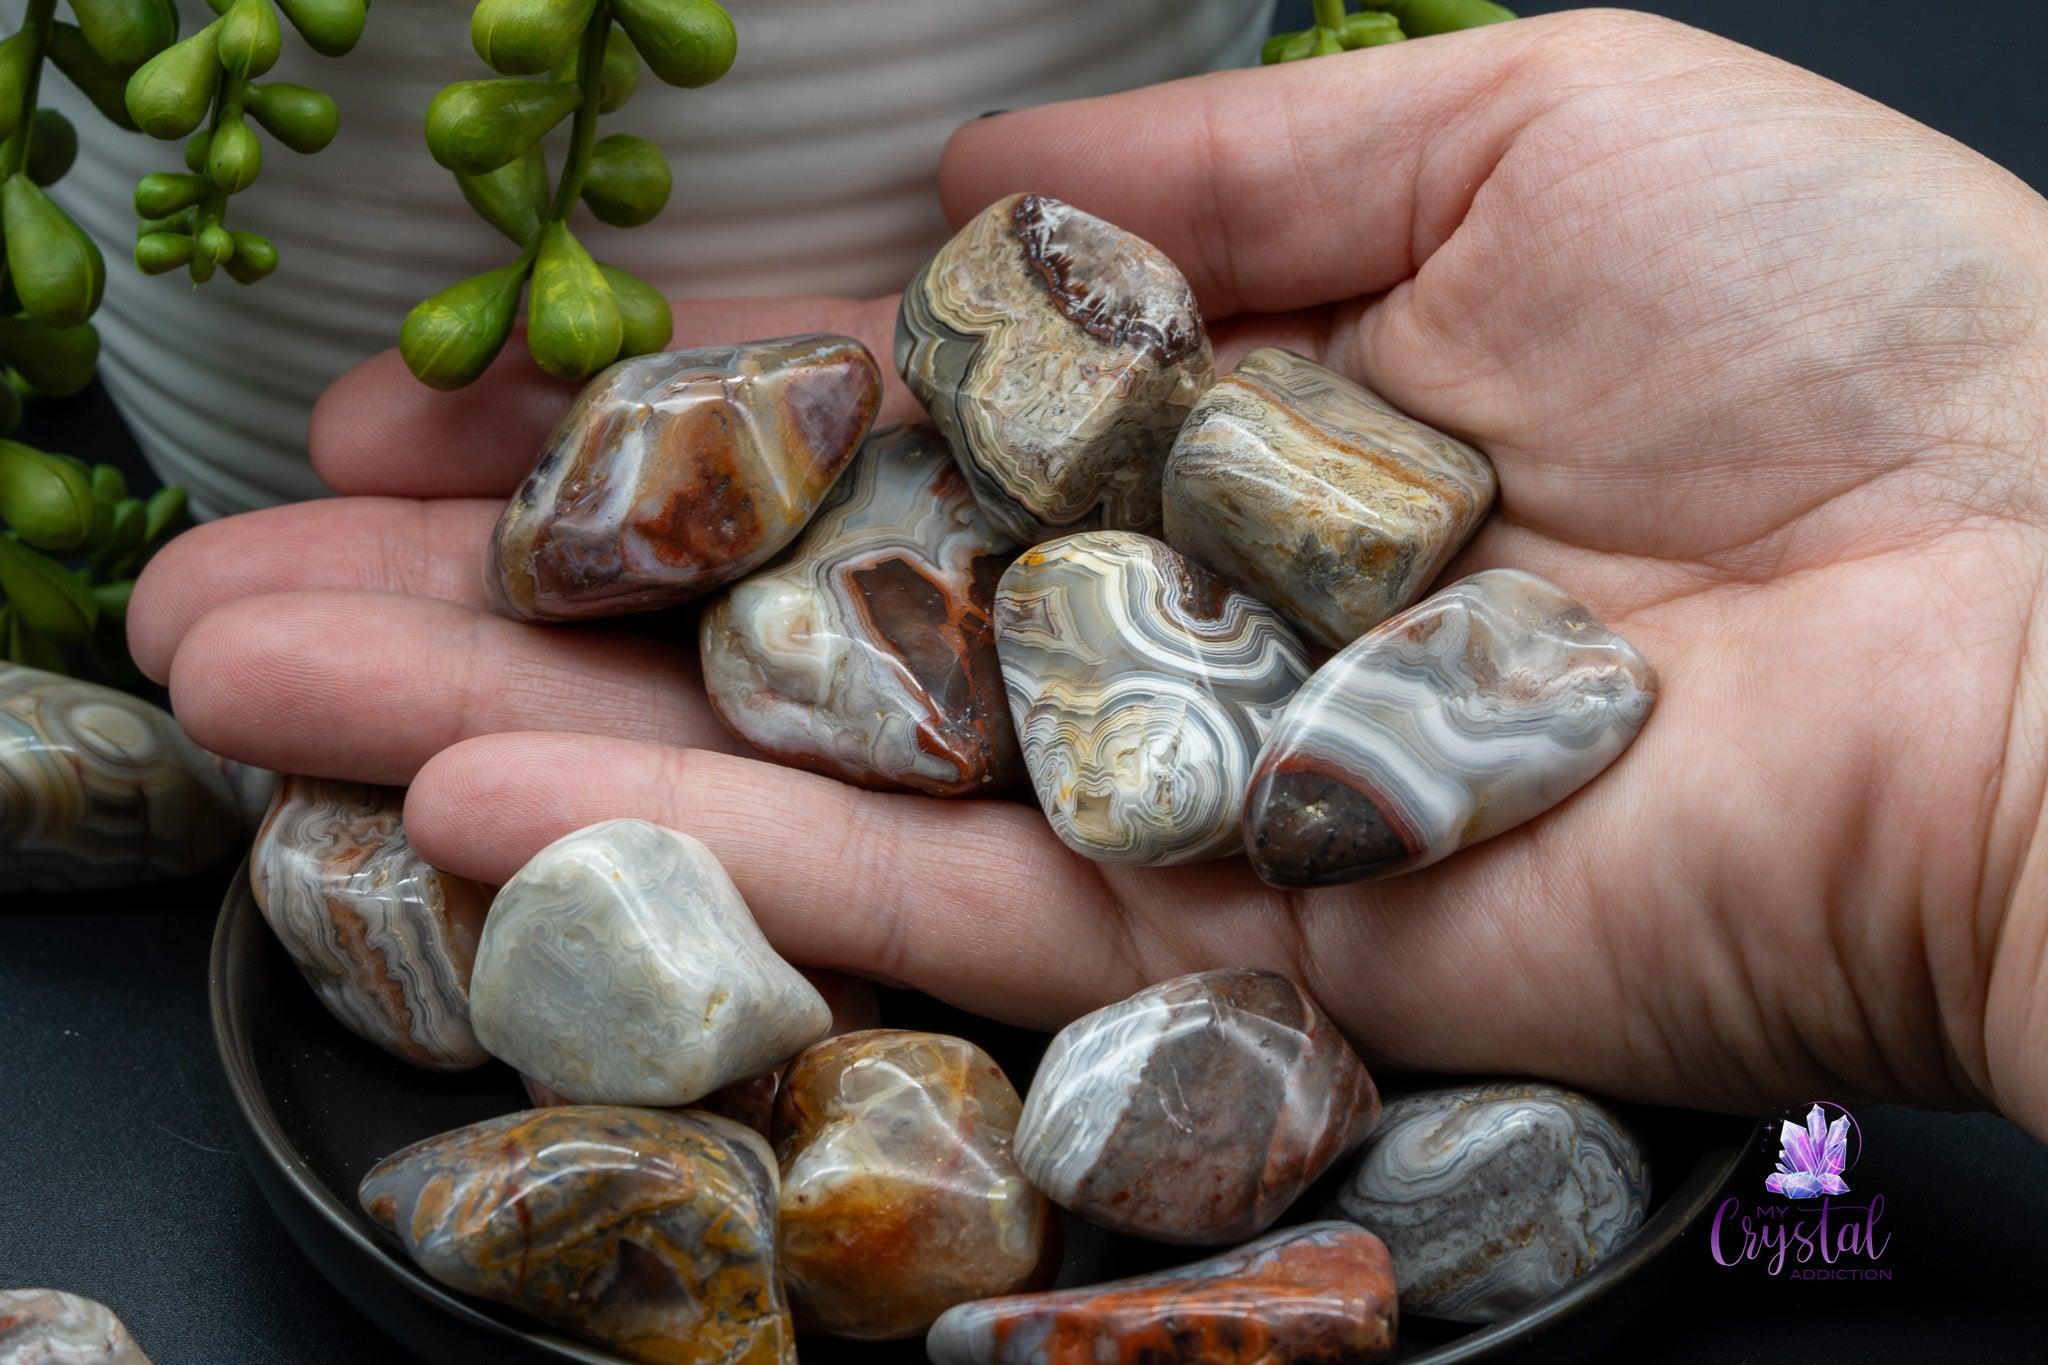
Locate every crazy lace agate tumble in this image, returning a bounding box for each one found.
[1163,347,1497,648]
[250,776,491,1071]
[0,1290,150,1364]
[1014,968,1377,1245]
[1328,1082,1651,1323]
[488,334,882,622]
[359,1107,793,1365]
[897,193,1213,543]
[701,426,1023,796]
[1245,569,1655,887]
[469,819,831,1105]
[995,532,1309,865]
[775,1030,1057,1339]
[0,664,239,892]
[925,1222,1398,1365]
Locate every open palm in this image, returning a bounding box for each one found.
[131,12,2048,1134]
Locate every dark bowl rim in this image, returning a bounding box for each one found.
[208,861,1755,1363]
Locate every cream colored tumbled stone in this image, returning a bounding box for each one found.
[468,819,831,1105]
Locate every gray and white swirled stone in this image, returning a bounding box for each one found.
[1,664,240,892]
[1163,346,1497,648]
[0,1290,150,1364]
[1327,1081,1652,1323]
[896,193,1213,544]
[469,819,831,1106]
[249,776,491,1071]
[700,426,1023,796]
[1244,569,1655,886]
[1014,969,1379,1245]
[995,532,1310,865]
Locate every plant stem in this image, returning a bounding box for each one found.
[1311,0,1348,31]
[2,0,60,180]
[547,3,610,222]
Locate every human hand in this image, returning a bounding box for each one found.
[131,11,2048,1136]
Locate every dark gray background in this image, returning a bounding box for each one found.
[8,2,2048,1361]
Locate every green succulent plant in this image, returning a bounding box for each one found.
[1263,0,1514,64]
[0,437,186,679]
[402,0,736,389]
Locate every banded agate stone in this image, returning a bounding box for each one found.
[701,426,1023,796]
[774,1030,1057,1340]
[0,1289,150,1364]
[0,664,239,892]
[1328,1082,1652,1323]
[359,1107,793,1365]
[896,193,1213,544]
[250,776,491,1071]
[1014,969,1377,1245]
[1245,569,1655,887]
[925,1222,1398,1365]
[995,532,1309,865]
[469,819,830,1106]
[488,334,882,622]
[1163,347,1497,648]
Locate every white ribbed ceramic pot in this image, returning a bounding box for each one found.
[31,0,1273,517]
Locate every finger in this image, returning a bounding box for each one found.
[404,732,1150,1025]
[128,498,503,684]
[938,11,1703,319]
[167,591,735,784]
[311,295,915,500]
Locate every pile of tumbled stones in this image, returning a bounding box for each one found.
[78,193,1664,1365]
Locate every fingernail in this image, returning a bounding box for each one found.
[976,108,1010,120]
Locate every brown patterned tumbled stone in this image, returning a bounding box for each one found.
[896,194,1213,544]
[488,334,882,623]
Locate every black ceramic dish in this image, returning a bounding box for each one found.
[211,866,1752,1363]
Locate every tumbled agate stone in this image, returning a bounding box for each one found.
[1328,1082,1651,1323]
[0,1289,150,1364]
[925,1222,1397,1365]
[1245,569,1655,887]
[1014,968,1377,1245]
[469,819,830,1105]
[896,193,1213,543]
[359,1107,794,1365]
[701,425,1023,796]
[1163,347,1497,648]
[0,664,240,891]
[995,532,1309,865]
[488,334,882,622]
[250,776,491,1071]
[774,1029,1057,1339]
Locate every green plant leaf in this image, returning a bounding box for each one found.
[400,260,530,390]
[425,78,581,176]
[69,0,181,69]
[136,231,197,274]
[47,24,143,131]
[223,230,278,283]
[527,221,619,380]
[0,534,98,640]
[91,498,148,576]
[457,144,550,246]
[208,116,264,193]
[1340,12,1406,47]
[133,170,210,217]
[0,31,33,145]
[612,0,735,89]
[0,317,99,397]
[580,133,670,227]
[218,0,282,80]
[190,222,234,283]
[2,176,106,328]
[26,110,81,187]
[599,263,671,360]
[2,606,70,673]
[1373,0,1514,36]
[0,440,96,552]
[471,0,598,77]
[126,20,222,141]
[275,0,367,58]
[594,25,639,113]
[245,82,339,153]
[142,485,188,548]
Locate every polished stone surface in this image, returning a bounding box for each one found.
[358,1107,793,1364]
[701,425,1023,796]
[995,532,1309,865]
[250,777,491,1071]
[488,334,882,622]
[0,1289,150,1364]
[897,193,1212,544]
[1328,1081,1652,1324]
[1163,347,1496,648]
[1245,569,1655,886]
[468,819,831,1106]
[924,1221,1397,1365]
[774,1029,1057,1340]
[0,665,241,892]
[1014,969,1377,1245]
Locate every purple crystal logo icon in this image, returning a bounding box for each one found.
[1764,1102,1856,1199]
